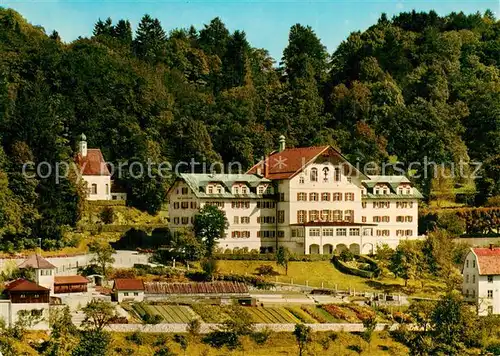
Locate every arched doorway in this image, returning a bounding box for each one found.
[349,243,360,254]
[335,244,348,254]
[323,244,333,254]
[362,243,374,255]
[309,244,320,254]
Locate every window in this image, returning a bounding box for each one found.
[405,216,413,222]
[182,187,188,195]
[124,292,129,296]
[291,229,304,237]
[473,260,476,268]
[323,228,334,236]
[321,210,329,221]
[173,217,180,224]
[279,193,285,201]
[383,189,389,195]
[258,186,265,194]
[344,210,354,222]
[278,210,285,223]
[373,216,381,223]
[349,228,360,236]
[472,289,475,298]
[234,216,239,224]
[181,217,189,224]
[257,201,275,209]
[405,230,413,236]
[488,290,493,299]
[309,228,320,237]
[208,186,213,194]
[257,216,275,224]
[488,275,494,283]
[91,184,97,195]
[472,275,476,283]
[466,260,469,268]
[181,202,189,209]
[382,216,390,222]
[299,176,305,184]
[345,193,354,201]
[233,186,239,194]
[362,216,367,223]
[396,216,404,222]
[309,193,319,201]
[277,230,285,238]
[242,186,248,194]
[322,167,329,182]
[336,228,347,236]
[466,274,469,283]
[332,210,343,222]
[310,168,318,182]
[241,217,250,224]
[465,289,469,297]
[321,192,331,201]
[233,201,250,209]
[297,192,307,201]
[105,184,109,195]
[362,202,367,209]
[297,210,306,223]
[333,193,342,201]
[217,186,223,194]
[334,167,341,182]
[134,292,139,296]
[309,210,319,221]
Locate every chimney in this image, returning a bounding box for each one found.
[490,244,494,250]
[79,133,88,158]
[278,135,286,152]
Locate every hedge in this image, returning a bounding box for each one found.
[331,256,376,278]
[86,200,126,207]
[78,224,168,233]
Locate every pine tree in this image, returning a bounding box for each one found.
[133,14,167,63]
[114,19,132,45]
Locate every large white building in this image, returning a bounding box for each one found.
[463,246,500,315]
[76,134,126,201]
[167,137,422,255]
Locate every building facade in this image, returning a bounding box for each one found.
[463,247,500,315]
[167,138,422,255]
[76,134,126,201]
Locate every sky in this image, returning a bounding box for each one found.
[2,0,499,60]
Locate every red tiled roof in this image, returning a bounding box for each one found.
[54,276,89,285]
[4,279,50,292]
[247,146,329,179]
[76,149,110,176]
[18,254,56,269]
[145,281,249,295]
[113,279,145,291]
[473,248,500,275]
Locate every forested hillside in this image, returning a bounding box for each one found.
[0,8,499,250]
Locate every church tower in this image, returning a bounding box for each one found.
[79,133,87,158]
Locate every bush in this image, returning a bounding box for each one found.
[321,304,357,322]
[143,314,163,324]
[203,331,240,349]
[340,250,354,262]
[255,265,278,276]
[187,318,201,335]
[332,256,376,278]
[251,328,272,345]
[126,331,144,345]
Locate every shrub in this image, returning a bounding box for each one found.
[347,344,364,354]
[340,250,354,262]
[126,331,144,345]
[99,207,115,224]
[251,328,272,345]
[393,311,412,324]
[322,304,356,322]
[202,331,240,349]
[255,265,278,276]
[332,256,376,278]
[187,318,201,335]
[345,304,376,321]
[143,314,163,324]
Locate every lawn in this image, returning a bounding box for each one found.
[132,303,196,323]
[216,260,446,297]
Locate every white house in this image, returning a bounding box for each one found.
[18,254,56,295]
[76,134,126,201]
[167,136,422,255]
[463,246,500,315]
[113,278,145,302]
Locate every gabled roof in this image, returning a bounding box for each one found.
[145,281,249,295]
[472,248,500,275]
[362,175,423,199]
[113,278,145,291]
[246,145,368,180]
[171,173,272,199]
[18,254,56,269]
[4,279,50,292]
[76,149,111,176]
[54,276,89,285]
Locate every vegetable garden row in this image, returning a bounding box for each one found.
[128,302,406,324]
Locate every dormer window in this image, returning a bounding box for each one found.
[310,168,318,182]
[398,188,403,194]
[375,189,380,194]
[406,188,411,194]
[208,186,213,194]
[258,186,265,194]
[383,189,388,195]
[217,186,223,194]
[233,186,239,194]
[265,186,273,194]
[242,186,248,194]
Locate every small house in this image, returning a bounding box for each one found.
[54,275,89,294]
[113,279,145,302]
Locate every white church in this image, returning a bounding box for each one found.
[167,136,423,255]
[76,134,126,201]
